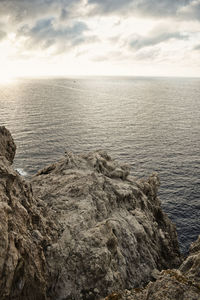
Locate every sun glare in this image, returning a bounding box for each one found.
[0,74,15,85]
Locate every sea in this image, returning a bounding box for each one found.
[0,76,199,253]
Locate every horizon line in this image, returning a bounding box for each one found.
[14,74,200,80]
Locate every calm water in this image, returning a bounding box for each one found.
[0,76,199,253]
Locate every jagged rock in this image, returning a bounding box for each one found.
[0,129,57,300]
[31,150,181,300]
[110,269,200,300]
[0,126,16,164]
[3,128,196,300]
[179,235,200,284]
[104,236,200,300]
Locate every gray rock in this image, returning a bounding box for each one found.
[3,127,198,300]
[0,126,16,164]
[31,150,181,300]
[112,269,200,300]
[104,237,200,300]
[179,235,200,284]
[0,128,57,300]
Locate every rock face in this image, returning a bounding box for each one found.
[104,236,200,300]
[110,269,200,300]
[31,151,181,300]
[0,126,16,164]
[0,128,57,299]
[1,127,199,300]
[179,235,200,284]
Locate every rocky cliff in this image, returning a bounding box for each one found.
[0,126,58,300]
[0,127,199,300]
[107,236,200,300]
[0,126,16,164]
[31,151,181,299]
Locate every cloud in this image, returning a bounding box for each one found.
[0,0,81,20]
[177,0,200,18]
[194,44,200,50]
[87,0,133,14]
[0,0,85,37]
[134,0,191,18]
[87,0,200,20]
[130,31,189,50]
[91,50,124,62]
[135,48,161,61]
[0,30,6,41]
[18,17,89,51]
[0,0,93,54]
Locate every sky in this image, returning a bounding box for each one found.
[0,0,200,79]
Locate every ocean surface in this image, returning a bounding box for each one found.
[0,76,199,253]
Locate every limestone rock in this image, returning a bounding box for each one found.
[0,126,16,164]
[179,235,200,284]
[0,132,57,299]
[110,269,200,300]
[1,127,189,300]
[31,150,181,300]
[104,236,200,300]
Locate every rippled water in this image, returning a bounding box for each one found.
[0,76,199,253]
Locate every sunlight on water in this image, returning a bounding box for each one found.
[0,75,16,85]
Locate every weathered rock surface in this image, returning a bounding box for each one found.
[106,269,200,300]
[0,128,57,299]
[104,237,200,300]
[31,151,181,300]
[2,127,199,300]
[0,126,16,164]
[179,235,200,284]
[103,215,200,300]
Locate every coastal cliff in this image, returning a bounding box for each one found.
[0,126,58,300]
[0,126,16,164]
[31,151,181,299]
[110,236,200,300]
[0,127,199,300]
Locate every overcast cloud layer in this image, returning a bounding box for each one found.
[0,0,200,77]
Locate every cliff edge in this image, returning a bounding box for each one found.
[0,126,16,164]
[0,126,57,300]
[0,127,199,300]
[108,235,200,300]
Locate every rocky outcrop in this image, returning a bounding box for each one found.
[179,235,200,284]
[2,127,199,300]
[104,236,200,300]
[31,151,181,300]
[0,128,57,299]
[0,126,16,164]
[107,268,200,300]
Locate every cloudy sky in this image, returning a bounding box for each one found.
[0,0,200,79]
